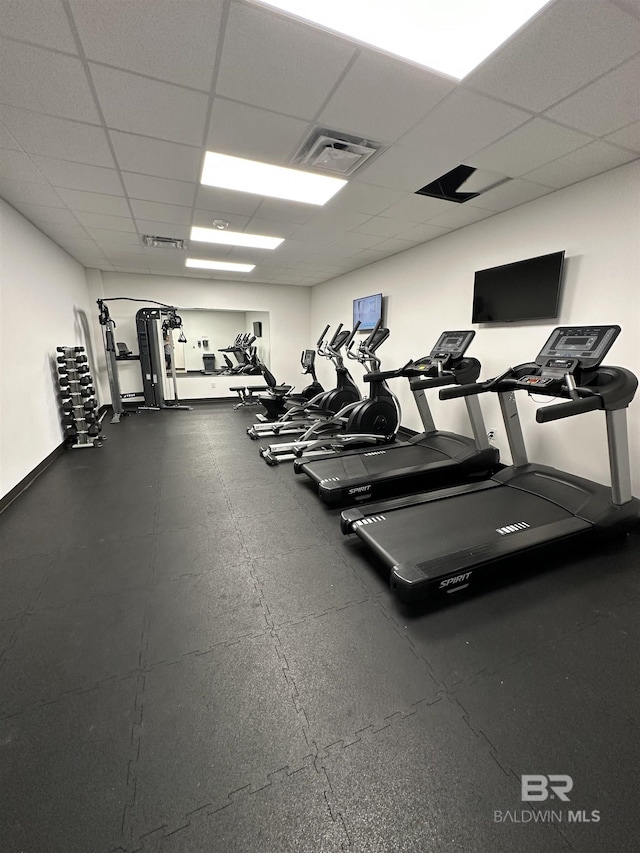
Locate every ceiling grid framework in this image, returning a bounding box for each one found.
[0,0,638,285]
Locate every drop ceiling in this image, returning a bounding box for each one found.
[0,0,639,286]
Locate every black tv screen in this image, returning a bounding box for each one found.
[472,251,565,323]
[353,293,383,331]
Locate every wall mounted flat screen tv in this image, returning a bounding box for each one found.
[353,293,383,331]
[472,251,565,323]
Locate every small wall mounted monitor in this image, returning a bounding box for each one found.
[253,321,262,337]
[353,293,383,331]
[472,251,565,323]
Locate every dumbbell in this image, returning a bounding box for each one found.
[74,354,88,364]
[80,387,95,398]
[79,375,92,386]
[87,424,101,437]
[76,365,90,375]
[83,399,97,411]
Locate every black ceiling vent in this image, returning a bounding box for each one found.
[416,165,511,204]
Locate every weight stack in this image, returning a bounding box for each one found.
[56,346,103,449]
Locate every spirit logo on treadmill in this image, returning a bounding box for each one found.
[496,521,530,536]
[348,485,372,496]
[439,571,472,589]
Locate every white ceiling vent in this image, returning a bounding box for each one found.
[142,234,186,249]
[294,130,382,176]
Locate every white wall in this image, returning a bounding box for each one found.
[89,271,311,401]
[310,161,640,496]
[0,198,96,499]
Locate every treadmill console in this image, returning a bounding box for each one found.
[535,325,621,369]
[429,330,475,362]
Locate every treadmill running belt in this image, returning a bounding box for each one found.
[353,486,586,571]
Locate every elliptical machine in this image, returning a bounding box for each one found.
[246,323,361,440]
[255,349,325,421]
[260,320,396,465]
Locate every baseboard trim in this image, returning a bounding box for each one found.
[0,442,65,515]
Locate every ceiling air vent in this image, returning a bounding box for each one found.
[142,234,187,249]
[294,130,382,176]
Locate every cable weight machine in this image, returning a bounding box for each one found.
[98,298,192,421]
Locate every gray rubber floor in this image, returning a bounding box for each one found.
[1,402,639,853]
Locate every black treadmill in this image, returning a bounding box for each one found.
[293,331,499,506]
[341,325,639,603]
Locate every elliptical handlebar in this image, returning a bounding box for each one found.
[317,324,330,347]
[328,323,344,347]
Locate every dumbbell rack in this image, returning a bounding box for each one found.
[57,346,103,449]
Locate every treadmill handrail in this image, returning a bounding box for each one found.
[536,394,602,423]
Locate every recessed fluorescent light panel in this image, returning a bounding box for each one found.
[190,225,283,250]
[201,152,346,205]
[186,258,255,272]
[251,0,552,80]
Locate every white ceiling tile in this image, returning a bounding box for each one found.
[216,1,355,119]
[327,232,383,250]
[73,211,137,231]
[394,223,452,243]
[544,55,640,136]
[466,179,554,212]
[0,122,19,149]
[12,204,80,226]
[121,172,196,207]
[130,200,192,225]
[0,106,115,166]
[324,182,405,215]
[352,215,417,238]
[0,0,77,53]
[0,179,66,207]
[206,98,310,165]
[377,194,457,222]
[426,205,496,229]
[90,64,208,146]
[85,229,141,247]
[399,89,532,169]
[305,207,371,231]
[468,118,592,177]
[605,120,640,152]
[466,0,640,112]
[365,237,416,257]
[195,186,262,217]
[39,223,92,242]
[0,38,99,122]
[242,216,299,238]
[522,142,638,189]
[253,197,317,224]
[318,49,453,144]
[109,131,201,183]
[30,155,123,195]
[69,0,221,90]
[57,188,131,215]
[357,143,454,192]
[0,149,48,183]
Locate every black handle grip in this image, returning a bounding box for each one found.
[439,382,486,400]
[536,395,602,423]
[345,320,361,347]
[317,324,330,346]
[329,323,343,346]
[411,373,455,389]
